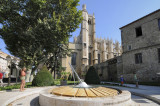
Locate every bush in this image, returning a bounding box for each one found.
[32,66,54,86]
[85,66,100,84]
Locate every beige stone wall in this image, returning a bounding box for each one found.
[122,46,160,82]
[121,11,160,53]
[121,10,160,82]
[93,56,123,81]
[61,43,82,75]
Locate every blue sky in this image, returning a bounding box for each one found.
[1,0,160,55]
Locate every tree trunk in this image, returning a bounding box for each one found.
[54,69,56,80]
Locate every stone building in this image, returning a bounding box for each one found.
[0,50,8,72]
[61,5,122,77]
[0,50,20,78]
[120,9,160,82]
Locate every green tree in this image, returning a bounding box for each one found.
[85,66,100,84]
[0,0,82,74]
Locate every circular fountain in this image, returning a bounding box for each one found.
[39,64,131,106]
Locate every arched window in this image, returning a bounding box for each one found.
[71,53,77,65]
[88,19,91,25]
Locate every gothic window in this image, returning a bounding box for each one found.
[107,54,109,59]
[135,26,142,37]
[88,19,91,25]
[98,54,100,64]
[71,53,77,65]
[84,43,86,48]
[158,48,160,63]
[135,53,142,64]
[158,19,160,30]
[89,53,91,65]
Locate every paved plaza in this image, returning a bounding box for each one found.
[0,83,159,106]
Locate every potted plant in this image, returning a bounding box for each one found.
[60,71,70,85]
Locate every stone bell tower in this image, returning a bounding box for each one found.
[81,4,89,67]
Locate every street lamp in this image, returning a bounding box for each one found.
[6,55,17,86]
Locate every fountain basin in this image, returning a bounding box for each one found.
[39,86,131,106]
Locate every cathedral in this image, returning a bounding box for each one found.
[61,5,122,76]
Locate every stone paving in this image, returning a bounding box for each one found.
[132,95,159,106]
[0,84,159,106]
[9,93,40,106]
[110,83,160,99]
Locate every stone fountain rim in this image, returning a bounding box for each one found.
[39,87,131,106]
[39,86,131,100]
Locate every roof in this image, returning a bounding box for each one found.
[0,50,8,58]
[120,9,160,29]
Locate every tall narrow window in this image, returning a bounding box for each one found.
[98,54,100,64]
[158,48,160,63]
[158,19,160,30]
[88,19,91,25]
[89,53,91,65]
[135,26,142,37]
[71,53,76,65]
[135,53,142,64]
[128,45,132,51]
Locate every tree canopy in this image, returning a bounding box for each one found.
[0,0,82,74]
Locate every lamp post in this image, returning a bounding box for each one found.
[6,56,17,86]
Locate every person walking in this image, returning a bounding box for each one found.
[20,67,26,91]
[134,73,139,88]
[120,75,124,86]
[0,72,3,87]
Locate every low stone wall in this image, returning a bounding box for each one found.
[39,88,132,106]
[89,56,123,82]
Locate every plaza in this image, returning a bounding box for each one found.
[0,0,160,106]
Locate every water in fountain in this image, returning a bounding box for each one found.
[69,63,91,88]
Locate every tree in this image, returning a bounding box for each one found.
[85,66,100,84]
[0,0,82,74]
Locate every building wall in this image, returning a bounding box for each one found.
[61,43,82,75]
[0,50,8,72]
[120,9,160,82]
[93,56,123,81]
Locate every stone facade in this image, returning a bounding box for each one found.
[0,50,20,78]
[61,5,122,76]
[93,56,123,81]
[0,50,8,72]
[120,9,160,82]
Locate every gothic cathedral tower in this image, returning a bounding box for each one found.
[81,4,89,66]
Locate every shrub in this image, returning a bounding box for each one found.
[32,66,54,86]
[85,66,100,84]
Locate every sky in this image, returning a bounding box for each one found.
[0,0,160,55]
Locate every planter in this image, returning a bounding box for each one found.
[60,80,67,85]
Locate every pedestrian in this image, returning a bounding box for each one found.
[120,75,124,86]
[20,67,26,91]
[0,72,3,87]
[134,73,139,88]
